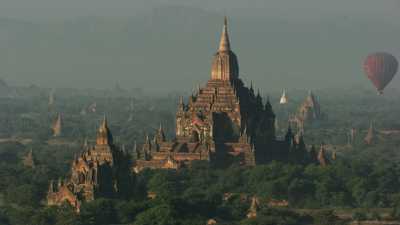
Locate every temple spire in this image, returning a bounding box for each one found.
[218,16,230,52]
[96,114,113,145]
[211,16,239,81]
[101,114,107,129]
[52,113,62,137]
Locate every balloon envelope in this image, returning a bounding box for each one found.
[363,53,398,94]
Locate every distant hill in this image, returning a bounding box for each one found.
[0,78,10,97]
[0,5,399,92]
[0,78,7,87]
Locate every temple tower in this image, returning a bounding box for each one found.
[96,115,113,145]
[211,17,239,81]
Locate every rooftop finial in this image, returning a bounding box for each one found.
[218,16,230,52]
[101,113,107,129]
[96,114,113,145]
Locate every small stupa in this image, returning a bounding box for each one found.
[279,90,288,104]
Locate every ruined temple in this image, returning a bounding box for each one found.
[364,122,376,145]
[297,91,322,122]
[247,196,261,218]
[134,18,292,171]
[22,149,36,168]
[47,116,133,211]
[288,91,322,133]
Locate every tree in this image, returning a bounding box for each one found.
[352,210,367,221]
[5,184,41,207]
[312,210,344,225]
[79,199,118,225]
[30,207,57,225]
[0,207,9,225]
[134,204,179,225]
[115,200,149,224]
[288,178,315,207]
[147,171,181,202]
[240,207,311,225]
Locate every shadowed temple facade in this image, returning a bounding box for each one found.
[133,17,290,171]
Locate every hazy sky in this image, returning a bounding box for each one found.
[1,0,399,20]
[0,0,399,92]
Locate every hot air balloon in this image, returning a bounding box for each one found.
[363,52,398,94]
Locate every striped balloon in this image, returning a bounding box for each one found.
[364,52,398,94]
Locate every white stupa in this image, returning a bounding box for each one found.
[279,90,288,104]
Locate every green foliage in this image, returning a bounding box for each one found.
[79,199,118,225]
[5,184,41,207]
[240,208,311,225]
[288,178,315,207]
[391,199,400,220]
[217,195,250,221]
[2,206,35,225]
[0,90,400,224]
[115,200,149,224]
[312,210,344,225]
[134,204,179,225]
[147,170,182,202]
[369,211,382,221]
[352,210,367,221]
[0,207,9,225]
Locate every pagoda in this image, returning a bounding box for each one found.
[134,17,285,171]
[47,116,133,211]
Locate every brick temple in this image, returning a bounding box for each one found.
[47,17,313,211]
[133,17,284,171]
[47,117,133,211]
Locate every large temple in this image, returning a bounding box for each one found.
[46,17,324,211]
[47,117,133,211]
[133,17,288,171]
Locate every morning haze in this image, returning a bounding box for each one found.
[0,0,399,92]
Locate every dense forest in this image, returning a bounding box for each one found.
[0,82,400,225]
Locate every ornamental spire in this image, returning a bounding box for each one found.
[211,16,239,81]
[218,16,230,52]
[101,114,107,129]
[96,114,113,145]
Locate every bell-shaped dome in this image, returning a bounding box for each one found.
[211,17,239,81]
